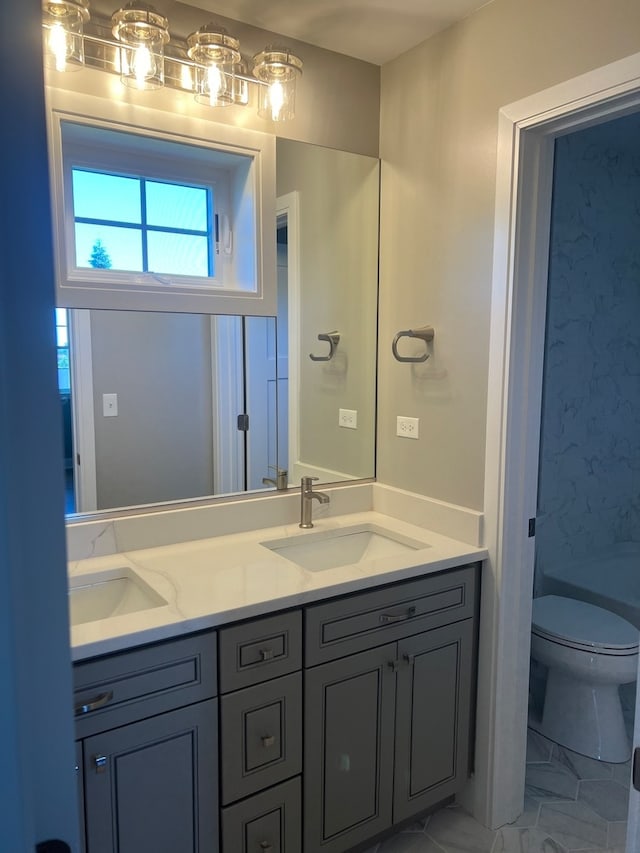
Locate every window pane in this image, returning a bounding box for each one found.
[75,223,143,271]
[145,181,209,232]
[147,232,209,277]
[55,307,67,326]
[72,170,141,224]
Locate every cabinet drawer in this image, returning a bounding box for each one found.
[221,777,301,853]
[220,672,302,804]
[305,564,477,665]
[219,610,301,692]
[74,631,217,738]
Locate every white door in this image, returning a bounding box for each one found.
[245,316,279,490]
[0,0,79,846]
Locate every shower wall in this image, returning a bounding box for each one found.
[535,113,640,586]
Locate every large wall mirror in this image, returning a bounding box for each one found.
[60,138,380,518]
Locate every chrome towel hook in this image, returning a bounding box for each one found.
[392,325,434,363]
[309,331,340,362]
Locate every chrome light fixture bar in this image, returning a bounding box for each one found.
[41,2,303,121]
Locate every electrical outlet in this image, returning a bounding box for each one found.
[339,408,358,429]
[396,416,419,439]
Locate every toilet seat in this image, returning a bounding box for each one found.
[532,595,639,656]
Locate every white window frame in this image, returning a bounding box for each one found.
[46,87,277,316]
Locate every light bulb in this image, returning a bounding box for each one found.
[132,44,156,88]
[49,22,69,72]
[207,65,223,104]
[268,81,284,121]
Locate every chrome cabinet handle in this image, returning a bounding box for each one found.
[74,690,114,716]
[261,735,275,748]
[93,755,107,774]
[259,648,274,661]
[379,606,417,624]
[259,843,272,852]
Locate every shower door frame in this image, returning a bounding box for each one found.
[480,51,640,841]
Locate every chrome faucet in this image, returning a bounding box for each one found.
[300,476,330,528]
[262,466,288,491]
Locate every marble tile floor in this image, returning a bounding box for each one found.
[363,728,632,853]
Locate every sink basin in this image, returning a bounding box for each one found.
[68,568,167,626]
[261,523,430,572]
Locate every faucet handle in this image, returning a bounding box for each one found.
[301,476,319,488]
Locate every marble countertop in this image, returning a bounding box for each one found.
[68,510,487,661]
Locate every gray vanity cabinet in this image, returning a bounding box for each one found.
[73,631,219,853]
[303,565,478,853]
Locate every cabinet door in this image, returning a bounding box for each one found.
[394,620,474,822]
[83,699,218,853]
[75,741,86,853]
[304,644,396,853]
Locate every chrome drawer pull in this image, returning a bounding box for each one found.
[94,755,107,774]
[74,690,114,716]
[259,843,272,852]
[259,648,274,661]
[261,735,275,748]
[379,605,417,624]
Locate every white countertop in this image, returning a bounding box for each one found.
[68,511,487,661]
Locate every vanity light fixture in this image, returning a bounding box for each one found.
[252,46,303,122]
[111,2,170,90]
[42,3,304,120]
[42,0,90,72]
[186,24,244,107]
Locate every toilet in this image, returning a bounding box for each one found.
[530,594,639,762]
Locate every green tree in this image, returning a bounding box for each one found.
[89,238,112,269]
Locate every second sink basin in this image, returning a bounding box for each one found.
[261,523,430,572]
[69,568,167,626]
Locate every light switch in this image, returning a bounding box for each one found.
[103,393,118,417]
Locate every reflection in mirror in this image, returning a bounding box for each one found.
[59,138,380,520]
[57,308,284,514]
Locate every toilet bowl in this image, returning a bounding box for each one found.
[530,594,639,762]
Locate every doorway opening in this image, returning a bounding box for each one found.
[479,52,640,849]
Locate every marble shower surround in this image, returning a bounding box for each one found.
[536,113,640,583]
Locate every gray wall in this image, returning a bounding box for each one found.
[52,1,380,158]
[276,140,379,480]
[378,0,640,510]
[91,310,215,509]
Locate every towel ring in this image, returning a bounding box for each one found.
[392,326,434,363]
[310,331,340,362]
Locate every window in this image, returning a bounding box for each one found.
[72,170,213,277]
[55,307,70,393]
[47,89,277,315]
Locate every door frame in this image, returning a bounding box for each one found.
[69,308,98,512]
[475,51,640,831]
[276,192,302,481]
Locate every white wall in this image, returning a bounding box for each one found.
[378,0,640,510]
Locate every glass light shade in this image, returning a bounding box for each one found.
[112,3,169,90]
[232,60,249,106]
[252,46,302,122]
[187,25,240,107]
[42,0,90,72]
